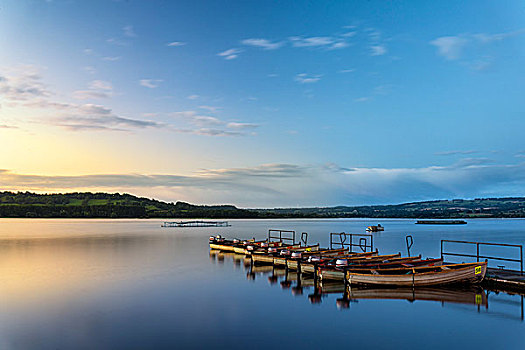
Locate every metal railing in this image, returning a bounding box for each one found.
[330,232,374,252]
[441,240,523,275]
[268,229,296,244]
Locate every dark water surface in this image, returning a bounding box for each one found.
[1,218,524,349]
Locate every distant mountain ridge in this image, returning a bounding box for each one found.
[1,191,525,218]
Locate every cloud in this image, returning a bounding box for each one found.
[241,38,284,50]
[217,48,241,60]
[72,80,113,100]
[370,44,387,56]
[289,36,348,50]
[430,29,525,62]
[341,31,357,38]
[289,36,333,47]
[106,38,128,46]
[102,56,121,61]
[2,65,257,137]
[430,36,468,60]
[0,66,52,101]
[226,122,258,129]
[435,150,477,156]
[0,124,18,129]
[139,79,163,88]
[198,105,221,112]
[338,69,355,73]
[166,41,186,47]
[472,29,525,43]
[89,80,112,91]
[72,90,112,100]
[187,94,199,100]
[123,25,136,38]
[83,66,96,74]
[170,110,259,135]
[354,97,370,102]
[295,73,322,84]
[3,159,525,206]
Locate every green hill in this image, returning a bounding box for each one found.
[1,191,525,218]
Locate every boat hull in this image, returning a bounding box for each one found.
[346,262,487,287]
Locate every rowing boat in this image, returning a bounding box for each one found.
[345,261,487,287]
[286,251,379,272]
[272,247,349,266]
[252,247,349,265]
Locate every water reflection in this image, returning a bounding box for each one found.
[210,250,524,321]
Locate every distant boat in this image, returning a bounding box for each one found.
[416,220,467,225]
[366,224,384,232]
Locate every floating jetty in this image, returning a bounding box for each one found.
[162,220,231,227]
[416,220,467,225]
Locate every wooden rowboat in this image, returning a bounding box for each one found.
[272,247,349,266]
[345,261,487,287]
[252,247,349,265]
[319,256,442,281]
[286,251,378,271]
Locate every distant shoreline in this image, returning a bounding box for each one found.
[1,191,525,219]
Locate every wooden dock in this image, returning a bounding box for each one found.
[484,268,525,292]
[162,220,231,227]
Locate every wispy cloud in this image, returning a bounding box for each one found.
[0,124,18,129]
[370,44,387,56]
[187,94,199,100]
[435,150,477,156]
[289,36,348,50]
[170,110,259,136]
[3,159,525,206]
[430,36,468,60]
[0,65,51,101]
[106,38,128,46]
[166,41,186,47]
[72,90,112,100]
[198,105,221,112]
[83,66,96,74]
[139,79,163,88]
[102,56,121,61]
[123,25,136,38]
[72,80,113,100]
[217,48,242,60]
[1,65,256,137]
[241,38,284,50]
[431,29,525,62]
[295,73,322,84]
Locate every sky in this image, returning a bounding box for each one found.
[1,0,525,207]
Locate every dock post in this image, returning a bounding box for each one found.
[520,245,523,276]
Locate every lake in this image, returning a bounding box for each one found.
[0,218,524,349]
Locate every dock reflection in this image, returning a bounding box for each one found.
[209,250,524,321]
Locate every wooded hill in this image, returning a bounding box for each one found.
[1,192,525,218]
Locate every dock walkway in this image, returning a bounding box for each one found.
[484,268,525,292]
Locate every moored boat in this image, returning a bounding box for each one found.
[345,261,487,287]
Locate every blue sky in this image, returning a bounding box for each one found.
[1,0,525,207]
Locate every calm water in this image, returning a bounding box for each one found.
[0,218,524,349]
